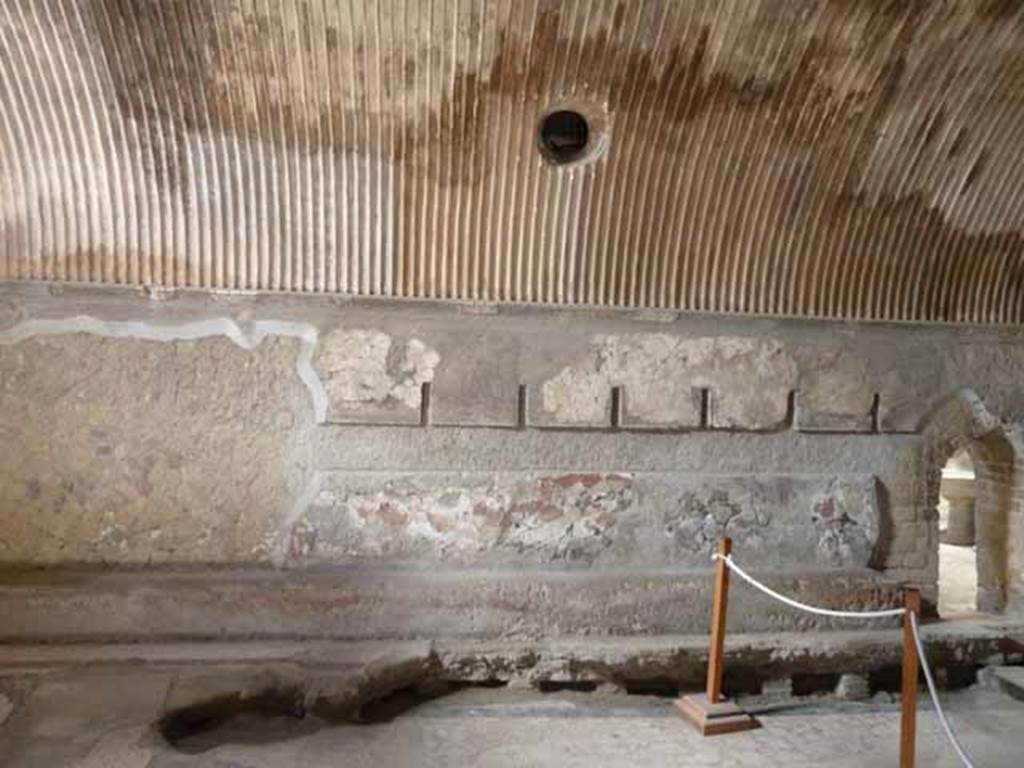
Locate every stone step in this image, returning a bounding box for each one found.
[990,666,1024,701]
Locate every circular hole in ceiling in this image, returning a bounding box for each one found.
[538,110,590,166]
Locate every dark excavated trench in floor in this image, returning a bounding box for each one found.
[156,662,988,753]
[157,679,509,754]
[158,688,316,754]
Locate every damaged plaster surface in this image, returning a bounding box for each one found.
[6,284,1024,624]
[0,316,328,421]
[314,329,440,422]
[541,335,798,428]
[291,471,879,569]
[291,472,635,566]
[664,475,880,568]
[0,318,319,564]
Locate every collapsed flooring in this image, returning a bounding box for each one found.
[2,624,1023,682]
[3,664,1024,767]
[1,614,1023,720]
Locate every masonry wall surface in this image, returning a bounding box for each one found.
[2,282,1024,640]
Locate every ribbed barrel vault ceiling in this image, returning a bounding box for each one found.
[2,1,1024,322]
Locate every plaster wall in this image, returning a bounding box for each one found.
[2,282,1024,639]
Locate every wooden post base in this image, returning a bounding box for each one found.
[675,693,761,736]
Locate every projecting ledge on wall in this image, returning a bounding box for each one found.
[319,384,902,435]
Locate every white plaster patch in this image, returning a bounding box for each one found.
[316,329,440,414]
[0,316,328,423]
[542,334,798,428]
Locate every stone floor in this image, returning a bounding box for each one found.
[938,542,977,617]
[2,667,1022,767]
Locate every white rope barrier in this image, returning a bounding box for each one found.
[712,553,907,619]
[714,552,977,767]
[909,611,976,768]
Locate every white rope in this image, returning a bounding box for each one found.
[909,611,976,768]
[713,553,907,619]
[714,551,978,766]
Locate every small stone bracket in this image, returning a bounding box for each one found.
[517,385,529,430]
[420,382,432,427]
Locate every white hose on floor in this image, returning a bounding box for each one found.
[909,611,976,768]
[714,552,977,767]
[712,553,907,619]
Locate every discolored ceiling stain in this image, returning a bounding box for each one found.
[1,0,1024,322]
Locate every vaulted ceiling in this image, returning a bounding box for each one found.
[2,1,1024,322]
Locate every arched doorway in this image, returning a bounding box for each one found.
[938,448,977,616]
[921,391,1019,618]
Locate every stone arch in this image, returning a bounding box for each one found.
[920,389,1023,614]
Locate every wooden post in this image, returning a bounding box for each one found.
[676,537,758,735]
[900,588,921,768]
[706,537,732,703]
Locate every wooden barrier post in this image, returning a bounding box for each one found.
[900,587,921,768]
[707,536,732,703]
[676,537,760,735]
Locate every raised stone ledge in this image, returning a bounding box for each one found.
[0,567,904,642]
